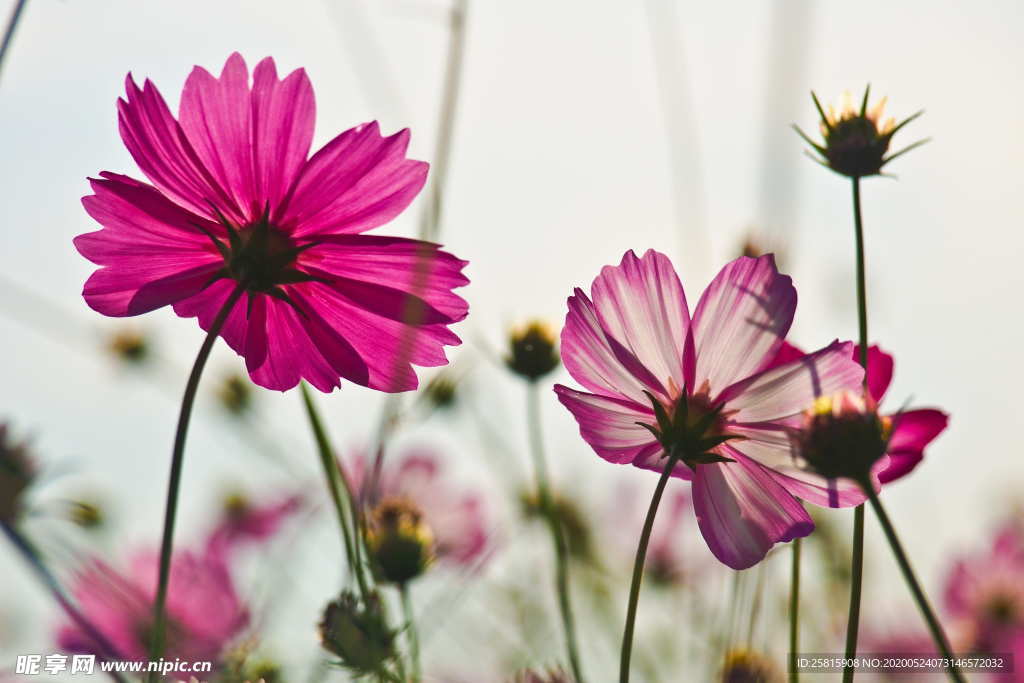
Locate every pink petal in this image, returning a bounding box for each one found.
[117,74,237,222]
[560,287,667,405]
[298,235,470,323]
[727,424,868,508]
[691,255,796,394]
[553,385,660,465]
[861,344,894,403]
[763,340,806,371]
[721,340,864,423]
[250,57,315,213]
[877,408,948,483]
[691,452,813,570]
[178,53,258,222]
[587,249,690,396]
[282,122,429,237]
[76,173,222,316]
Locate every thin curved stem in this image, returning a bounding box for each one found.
[299,382,369,599]
[620,448,681,683]
[148,283,244,676]
[401,582,421,682]
[0,0,28,82]
[843,175,868,682]
[526,382,585,683]
[866,489,965,682]
[789,536,801,683]
[2,522,128,683]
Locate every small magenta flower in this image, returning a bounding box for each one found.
[774,342,948,484]
[75,53,469,393]
[554,249,865,569]
[795,86,927,178]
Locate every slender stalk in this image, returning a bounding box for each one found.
[299,382,369,599]
[148,284,244,675]
[400,583,421,682]
[620,448,681,683]
[865,489,965,682]
[2,522,128,683]
[842,175,868,682]
[525,382,585,683]
[0,0,28,82]
[789,536,801,682]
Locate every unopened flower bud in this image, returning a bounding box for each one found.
[217,373,253,416]
[506,321,560,381]
[0,424,36,524]
[318,591,396,675]
[795,86,926,178]
[423,373,458,409]
[720,649,781,682]
[365,498,434,584]
[67,500,105,530]
[108,328,149,364]
[794,392,890,483]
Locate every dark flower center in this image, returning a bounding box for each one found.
[824,116,892,178]
[637,384,742,470]
[193,208,328,311]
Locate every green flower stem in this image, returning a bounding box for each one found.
[526,382,585,683]
[789,535,801,683]
[299,382,369,599]
[400,582,421,683]
[843,175,868,682]
[2,522,128,683]
[148,283,244,679]
[865,487,965,682]
[0,0,28,81]
[620,447,682,683]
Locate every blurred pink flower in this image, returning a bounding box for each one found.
[771,342,948,484]
[75,52,468,393]
[57,498,297,668]
[344,448,490,568]
[554,249,864,569]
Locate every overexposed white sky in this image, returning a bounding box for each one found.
[1,0,1023,678]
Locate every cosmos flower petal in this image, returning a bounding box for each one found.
[587,249,690,394]
[250,57,316,212]
[721,340,864,422]
[76,173,223,316]
[291,282,461,392]
[284,122,429,237]
[178,53,258,221]
[691,453,814,570]
[553,385,660,465]
[728,425,869,507]
[878,408,949,483]
[300,235,470,323]
[117,75,236,222]
[691,255,796,393]
[862,344,894,402]
[561,287,665,404]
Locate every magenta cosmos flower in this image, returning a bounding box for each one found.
[772,342,948,483]
[75,53,469,392]
[554,250,865,569]
[343,447,490,567]
[58,497,297,665]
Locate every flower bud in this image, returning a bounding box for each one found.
[506,321,560,381]
[318,591,396,675]
[720,648,781,683]
[67,500,105,530]
[793,392,890,483]
[423,372,458,409]
[365,498,434,584]
[0,424,36,524]
[795,86,926,178]
[107,328,149,364]
[217,373,254,416]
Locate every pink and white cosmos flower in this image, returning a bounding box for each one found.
[554,249,865,569]
[75,53,468,393]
